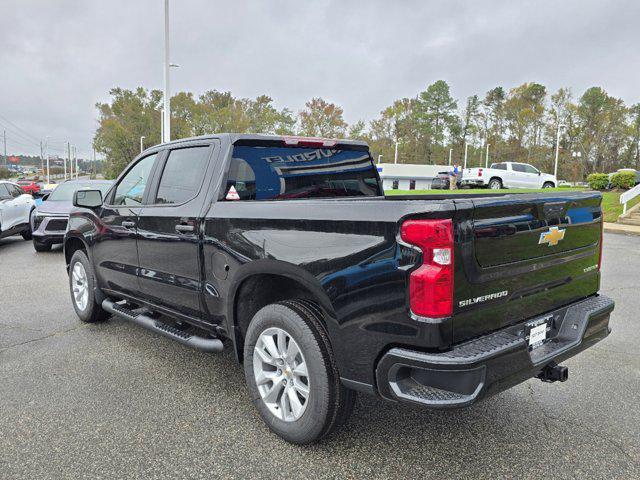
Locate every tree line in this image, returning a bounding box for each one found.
[94,82,640,180]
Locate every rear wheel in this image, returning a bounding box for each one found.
[33,239,51,252]
[488,178,503,190]
[68,250,109,323]
[244,300,355,444]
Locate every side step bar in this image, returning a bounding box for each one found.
[102,299,224,353]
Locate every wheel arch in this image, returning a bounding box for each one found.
[64,234,89,271]
[227,260,335,364]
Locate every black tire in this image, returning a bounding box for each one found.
[244,300,355,444]
[33,239,51,252]
[488,178,503,189]
[68,249,109,323]
[542,182,555,188]
[21,209,35,240]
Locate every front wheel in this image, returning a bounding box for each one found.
[542,182,555,188]
[244,300,355,444]
[68,250,109,323]
[33,239,51,252]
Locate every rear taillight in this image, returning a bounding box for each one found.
[400,219,454,318]
[478,168,483,177]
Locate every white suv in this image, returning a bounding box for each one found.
[463,162,557,189]
[0,180,36,242]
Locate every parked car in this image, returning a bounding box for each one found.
[431,171,463,189]
[64,134,613,444]
[32,179,112,252]
[462,162,557,189]
[16,180,41,195]
[0,180,35,242]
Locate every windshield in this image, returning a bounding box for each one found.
[48,182,111,201]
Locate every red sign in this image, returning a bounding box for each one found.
[8,156,19,164]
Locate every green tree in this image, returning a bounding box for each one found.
[415,80,458,162]
[298,98,347,137]
[93,87,162,178]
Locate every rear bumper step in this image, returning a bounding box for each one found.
[102,299,224,353]
[376,294,614,408]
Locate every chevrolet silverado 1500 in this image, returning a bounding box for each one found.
[64,134,613,444]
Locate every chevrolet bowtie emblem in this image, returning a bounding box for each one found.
[539,226,566,247]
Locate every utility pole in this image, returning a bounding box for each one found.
[448,148,452,166]
[394,141,399,164]
[39,141,45,177]
[163,0,171,143]
[74,146,78,179]
[463,142,469,169]
[554,124,566,178]
[45,136,50,183]
[485,144,490,168]
[66,142,70,180]
[2,130,6,168]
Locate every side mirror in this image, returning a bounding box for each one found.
[538,171,541,176]
[41,194,50,201]
[73,189,103,208]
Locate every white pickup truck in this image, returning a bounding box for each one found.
[462,162,557,189]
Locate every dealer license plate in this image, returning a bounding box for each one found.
[525,315,553,350]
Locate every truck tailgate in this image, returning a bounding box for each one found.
[452,191,603,343]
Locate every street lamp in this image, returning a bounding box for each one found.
[377,154,382,165]
[140,136,146,153]
[485,143,490,168]
[554,123,566,178]
[463,142,469,169]
[448,148,452,166]
[394,141,399,164]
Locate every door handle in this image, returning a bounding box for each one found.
[175,224,195,233]
[121,221,136,228]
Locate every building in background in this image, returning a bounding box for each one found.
[377,163,453,191]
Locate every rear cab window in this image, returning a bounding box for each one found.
[154,146,210,204]
[224,143,382,200]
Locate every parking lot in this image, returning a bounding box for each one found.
[0,233,638,479]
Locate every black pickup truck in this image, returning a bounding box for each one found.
[64,134,614,444]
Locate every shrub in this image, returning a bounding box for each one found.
[587,173,609,190]
[0,167,10,179]
[610,171,636,190]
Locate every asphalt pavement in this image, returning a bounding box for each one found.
[1,234,639,479]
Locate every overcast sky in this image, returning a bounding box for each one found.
[1,0,638,159]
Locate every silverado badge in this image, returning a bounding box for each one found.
[539,226,566,247]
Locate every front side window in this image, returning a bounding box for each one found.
[154,146,210,204]
[113,153,157,206]
[0,184,10,198]
[225,145,382,200]
[9,185,22,197]
[522,164,539,174]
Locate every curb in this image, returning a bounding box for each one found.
[604,223,640,236]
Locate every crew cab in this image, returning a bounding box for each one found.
[463,162,557,189]
[0,180,35,242]
[63,134,613,444]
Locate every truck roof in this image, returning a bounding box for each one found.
[156,133,369,149]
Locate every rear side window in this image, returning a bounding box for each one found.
[225,145,381,200]
[154,146,210,204]
[511,164,526,173]
[0,184,10,198]
[492,163,507,170]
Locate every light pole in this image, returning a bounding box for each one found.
[463,142,469,169]
[377,154,382,165]
[485,143,490,168]
[140,136,146,153]
[163,0,171,143]
[554,123,566,178]
[44,136,50,183]
[394,141,399,164]
[448,148,452,166]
